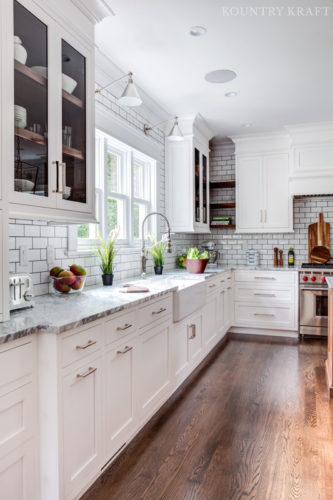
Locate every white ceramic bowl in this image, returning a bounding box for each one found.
[14,179,34,192]
[62,73,77,94]
[30,66,47,78]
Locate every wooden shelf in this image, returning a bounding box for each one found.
[15,60,46,86]
[15,126,45,145]
[210,224,236,229]
[63,145,84,160]
[210,181,235,189]
[62,90,84,109]
[15,61,84,109]
[210,202,236,209]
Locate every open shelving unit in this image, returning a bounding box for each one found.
[209,180,236,229]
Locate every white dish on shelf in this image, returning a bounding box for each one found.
[62,73,77,94]
[30,66,47,78]
[14,105,27,128]
[14,179,34,192]
[63,186,72,200]
[14,36,27,64]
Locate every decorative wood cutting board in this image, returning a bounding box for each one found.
[308,212,330,262]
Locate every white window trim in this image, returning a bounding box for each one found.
[77,129,157,252]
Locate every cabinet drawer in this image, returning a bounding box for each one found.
[61,323,102,368]
[0,383,33,459]
[105,309,137,345]
[235,303,294,330]
[235,285,294,304]
[139,295,172,330]
[234,270,296,284]
[0,342,33,389]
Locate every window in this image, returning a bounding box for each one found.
[78,130,157,248]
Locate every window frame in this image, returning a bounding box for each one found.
[78,130,157,250]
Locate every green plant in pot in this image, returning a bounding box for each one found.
[93,227,119,286]
[147,233,167,275]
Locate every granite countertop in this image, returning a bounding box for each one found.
[0,265,299,344]
[327,277,333,288]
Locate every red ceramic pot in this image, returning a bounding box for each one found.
[183,259,209,274]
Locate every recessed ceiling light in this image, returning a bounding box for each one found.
[225,91,238,98]
[205,69,237,84]
[242,123,253,128]
[189,26,207,36]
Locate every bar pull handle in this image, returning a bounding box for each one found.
[188,324,196,339]
[52,160,59,193]
[116,323,133,332]
[254,313,275,317]
[58,162,66,194]
[76,366,97,379]
[254,293,276,297]
[152,307,167,315]
[76,339,97,350]
[117,346,133,355]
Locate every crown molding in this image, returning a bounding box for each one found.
[71,0,115,24]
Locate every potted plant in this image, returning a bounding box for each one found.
[93,227,119,286]
[147,233,167,275]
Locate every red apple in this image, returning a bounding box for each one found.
[53,279,70,294]
[71,277,84,290]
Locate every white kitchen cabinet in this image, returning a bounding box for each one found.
[165,114,213,233]
[0,210,10,322]
[202,293,219,352]
[137,320,171,419]
[104,336,138,459]
[0,440,35,500]
[236,152,292,233]
[62,354,103,500]
[2,0,96,222]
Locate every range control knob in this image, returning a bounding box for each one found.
[311,276,316,282]
[321,276,326,283]
[302,276,308,281]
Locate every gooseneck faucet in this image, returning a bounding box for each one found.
[141,212,172,278]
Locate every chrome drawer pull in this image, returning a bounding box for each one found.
[254,313,275,317]
[117,346,133,355]
[76,366,97,379]
[116,323,133,331]
[76,339,96,350]
[188,324,196,339]
[254,293,276,297]
[152,307,167,315]
[254,277,276,280]
[209,284,216,288]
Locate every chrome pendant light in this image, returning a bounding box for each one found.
[95,71,142,107]
[144,116,184,142]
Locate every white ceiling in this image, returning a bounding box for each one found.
[96,0,333,138]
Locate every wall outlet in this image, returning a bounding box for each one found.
[47,245,55,265]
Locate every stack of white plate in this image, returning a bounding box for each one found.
[14,105,27,128]
[63,186,72,199]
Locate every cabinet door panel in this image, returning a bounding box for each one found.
[105,339,137,458]
[237,156,263,231]
[217,290,225,335]
[138,323,171,418]
[203,296,218,350]
[0,440,35,500]
[188,314,203,367]
[62,356,102,498]
[264,154,290,230]
[173,322,191,387]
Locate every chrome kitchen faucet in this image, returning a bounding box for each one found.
[141,212,172,278]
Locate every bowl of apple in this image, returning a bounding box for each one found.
[50,265,87,294]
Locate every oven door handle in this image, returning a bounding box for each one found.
[300,287,327,292]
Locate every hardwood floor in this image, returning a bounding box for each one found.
[81,335,333,500]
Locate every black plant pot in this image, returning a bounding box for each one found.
[154,266,163,275]
[102,274,114,286]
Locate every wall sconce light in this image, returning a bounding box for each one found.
[95,71,142,107]
[144,116,184,142]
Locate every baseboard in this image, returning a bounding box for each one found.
[229,326,298,339]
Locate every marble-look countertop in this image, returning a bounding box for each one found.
[327,277,333,289]
[0,265,299,344]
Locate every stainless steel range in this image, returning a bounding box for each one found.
[299,263,333,337]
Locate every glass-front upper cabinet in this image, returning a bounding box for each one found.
[61,39,87,205]
[11,0,94,219]
[13,0,49,198]
[194,148,200,223]
[202,154,208,224]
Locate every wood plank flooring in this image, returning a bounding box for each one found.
[81,334,333,500]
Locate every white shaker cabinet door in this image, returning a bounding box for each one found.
[104,337,138,459]
[236,156,263,231]
[137,321,171,420]
[264,153,291,231]
[0,440,35,500]
[202,294,219,351]
[62,355,102,500]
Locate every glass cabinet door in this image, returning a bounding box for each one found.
[61,40,87,204]
[202,154,208,224]
[13,0,48,197]
[194,148,200,222]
